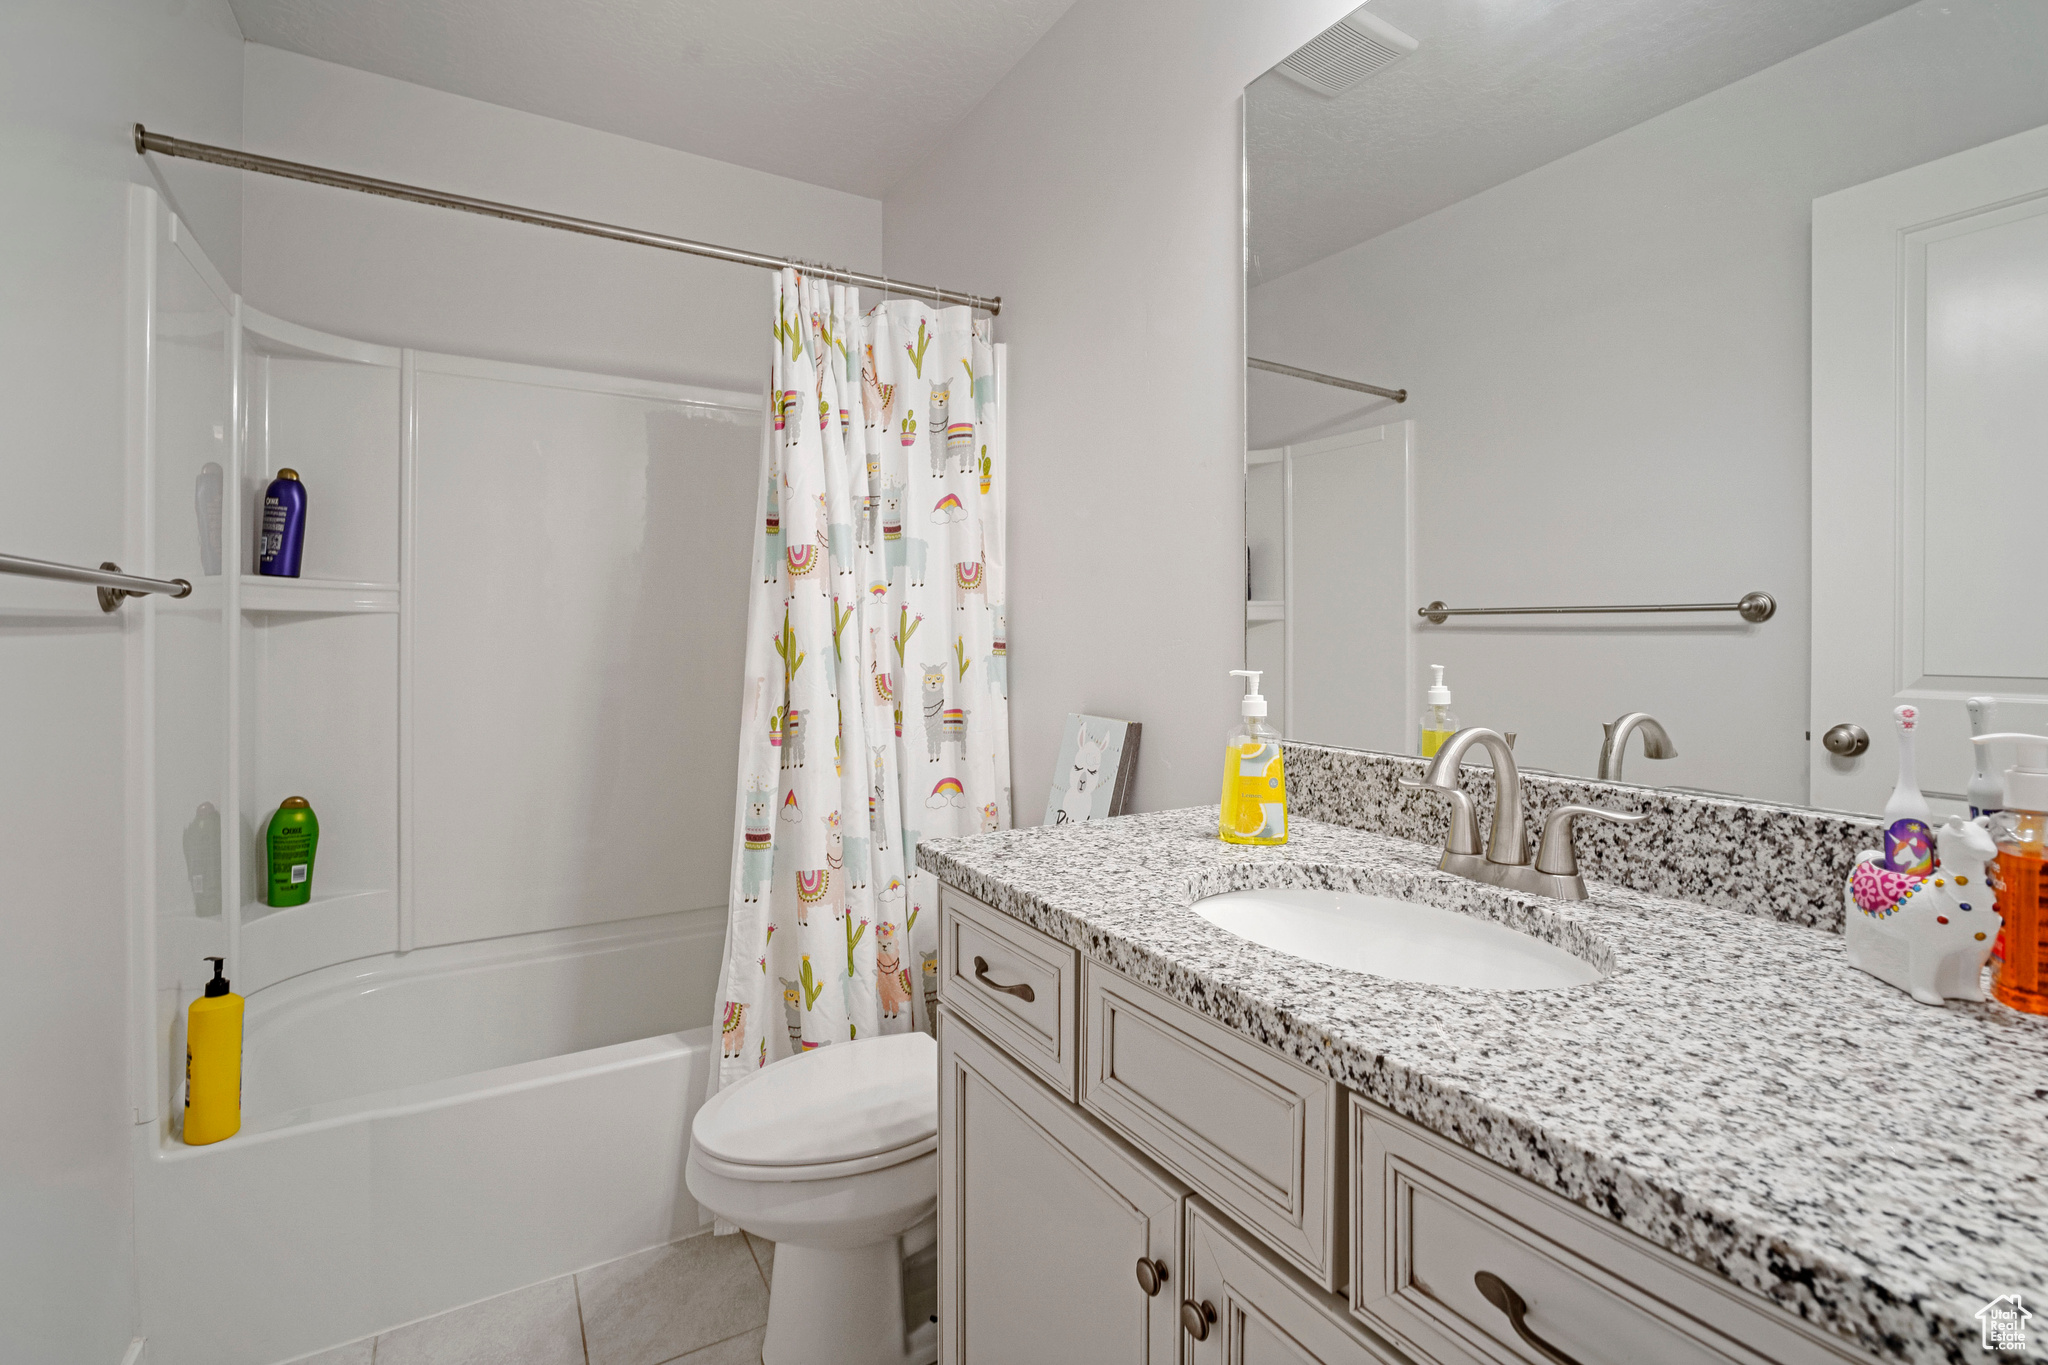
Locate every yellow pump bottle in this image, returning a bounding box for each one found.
[184,956,243,1145]
[1220,669,1287,845]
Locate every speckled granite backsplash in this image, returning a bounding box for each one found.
[1284,741,1879,932]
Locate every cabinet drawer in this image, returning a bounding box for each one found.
[939,886,1080,1099]
[1185,1201,1405,1365]
[1352,1096,1873,1365]
[1082,961,1344,1290]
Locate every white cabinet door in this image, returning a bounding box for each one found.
[939,1014,1186,1365]
[1812,121,2048,813]
[1186,1203,1405,1365]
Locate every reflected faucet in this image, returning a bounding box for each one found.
[1598,712,1677,782]
[1403,726,1647,900]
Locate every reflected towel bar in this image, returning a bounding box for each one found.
[1248,356,1406,402]
[1419,592,1775,624]
[0,552,193,612]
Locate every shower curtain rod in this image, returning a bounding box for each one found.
[135,125,1002,315]
[1247,356,1406,403]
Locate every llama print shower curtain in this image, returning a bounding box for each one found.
[712,270,1008,1087]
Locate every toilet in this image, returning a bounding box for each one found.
[686,1031,939,1365]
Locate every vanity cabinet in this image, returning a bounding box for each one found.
[935,885,1879,1365]
[938,1011,1186,1365]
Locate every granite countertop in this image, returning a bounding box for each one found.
[918,808,2048,1365]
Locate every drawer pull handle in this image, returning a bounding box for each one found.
[1135,1257,1168,1297]
[972,956,1036,1002]
[1180,1299,1216,1341]
[1475,1271,1585,1365]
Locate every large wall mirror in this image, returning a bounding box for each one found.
[1244,0,2048,815]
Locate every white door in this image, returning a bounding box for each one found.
[1811,121,2048,814]
[939,1015,1186,1365]
[1249,422,1412,751]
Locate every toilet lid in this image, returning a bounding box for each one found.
[693,1031,937,1169]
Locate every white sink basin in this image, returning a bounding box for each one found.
[1193,888,1603,991]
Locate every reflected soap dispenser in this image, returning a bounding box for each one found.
[1967,697,2004,818]
[1419,665,1459,759]
[183,957,242,1145]
[1220,669,1287,846]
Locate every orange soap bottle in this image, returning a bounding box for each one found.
[1974,733,2048,1015]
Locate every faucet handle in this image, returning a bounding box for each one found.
[1399,777,1482,856]
[1534,804,1648,877]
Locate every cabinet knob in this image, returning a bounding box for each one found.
[1134,1257,1168,1296]
[1180,1298,1216,1341]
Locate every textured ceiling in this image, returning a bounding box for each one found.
[227,0,1079,198]
[1248,0,1918,284]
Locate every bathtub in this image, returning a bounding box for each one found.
[133,908,726,1365]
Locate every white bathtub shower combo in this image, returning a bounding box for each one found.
[127,190,758,1365]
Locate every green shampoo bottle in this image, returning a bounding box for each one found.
[266,796,319,907]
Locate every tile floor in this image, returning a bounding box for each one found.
[287,1229,775,1365]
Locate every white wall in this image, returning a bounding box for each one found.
[0,2,244,1361]
[241,44,884,392]
[881,0,1357,820]
[1249,0,2048,803]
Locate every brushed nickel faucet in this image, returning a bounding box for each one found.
[1403,726,1646,900]
[1598,712,1676,781]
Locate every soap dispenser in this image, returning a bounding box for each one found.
[1220,669,1286,845]
[1972,732,2048,1015]
[1419,665,1459,759]
[1966,697,2004,818]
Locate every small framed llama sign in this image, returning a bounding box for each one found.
[1044,714,1141,826]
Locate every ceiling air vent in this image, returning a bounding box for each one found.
[1275,7,1418,97]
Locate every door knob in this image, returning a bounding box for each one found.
[1134,1257,1168,1296]
[1822,723,1869,757]
[1180,1299,1217,1340]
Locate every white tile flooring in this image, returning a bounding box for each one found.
[287,1230,775,1365]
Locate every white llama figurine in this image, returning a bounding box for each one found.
[1844,815,2002,1006]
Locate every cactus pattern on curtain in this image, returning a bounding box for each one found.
[713,270,1008,1088]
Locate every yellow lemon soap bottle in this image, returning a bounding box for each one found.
[1420,664,1460,759]
[184,956,243,1145]
[1220,669,1287,845]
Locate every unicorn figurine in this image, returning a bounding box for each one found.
[1845,815,2002,1005]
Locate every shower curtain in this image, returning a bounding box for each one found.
[713,269,1008,1087]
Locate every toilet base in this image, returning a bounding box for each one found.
[762,1222,937,1365]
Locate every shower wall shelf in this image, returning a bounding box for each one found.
[240,576,400,614]
[126,188,763,1146]
[1246,600,1286,622]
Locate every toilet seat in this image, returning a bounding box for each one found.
[692,1032,937,1182]
[690,1130,937,1182]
